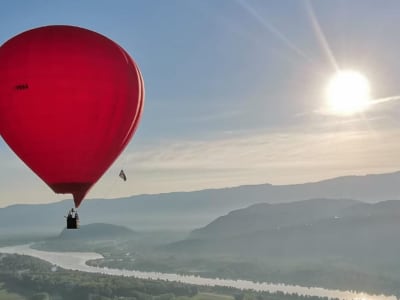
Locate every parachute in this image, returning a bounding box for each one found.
[0,25,144,208]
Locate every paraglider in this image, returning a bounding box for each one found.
[0,25,144,228]
[119,170,127,181]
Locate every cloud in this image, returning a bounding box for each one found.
[2,125,400,207]
[90,126,400,199]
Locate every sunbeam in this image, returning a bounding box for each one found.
[304,0,339,71]
[235,0,314,64]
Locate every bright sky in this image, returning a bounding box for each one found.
[2,0,400,207]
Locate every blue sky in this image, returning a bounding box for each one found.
[2,1,400,207]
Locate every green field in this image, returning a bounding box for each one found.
[0,284,26,300]
[177,293,234,300]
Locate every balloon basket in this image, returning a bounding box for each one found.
[66,214,80,229]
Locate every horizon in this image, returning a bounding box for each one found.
[1,168,400,209]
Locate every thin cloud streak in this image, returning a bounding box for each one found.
[91,127,400,199]
[2,126,400,206]
[371,95,400,105]
[314,94,400,116]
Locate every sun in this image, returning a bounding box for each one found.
[325,70,371,116]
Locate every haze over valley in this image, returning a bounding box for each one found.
[1,171,400,298]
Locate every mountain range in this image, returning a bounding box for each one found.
[1,170,400,236]
[164,198,400,265]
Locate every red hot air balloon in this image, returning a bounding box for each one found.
[0,25,144,208]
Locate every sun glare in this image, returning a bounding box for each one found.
[325,70,371,116]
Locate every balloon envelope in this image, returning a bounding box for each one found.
[0,25,144,207]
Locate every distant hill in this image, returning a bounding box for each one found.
[58,223,136,240]
[189,198,360,239]
[1,170,400,236]
[163,199,400,264]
